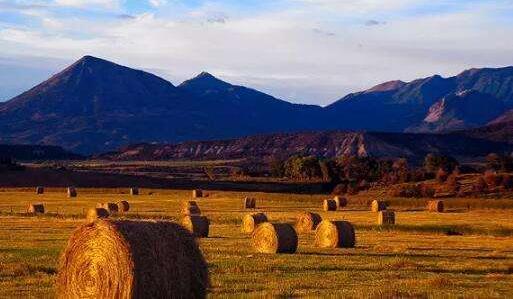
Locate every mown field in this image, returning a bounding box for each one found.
[1,188,513,298]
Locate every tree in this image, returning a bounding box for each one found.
[424,154,459,173]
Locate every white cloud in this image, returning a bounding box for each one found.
[148,0,168,8]
[0,1,513,105]
[53,0,120,9]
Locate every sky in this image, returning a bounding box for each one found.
[0,0,513,105]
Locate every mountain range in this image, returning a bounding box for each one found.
[0,55,512,154]
[98,131,511,162]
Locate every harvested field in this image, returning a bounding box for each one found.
[1,188,513,297]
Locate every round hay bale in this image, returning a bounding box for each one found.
[192,189,203,198]
[252,223,298,254]
[378,210,395,225]
[295,212,322,233]
[36,186,44,195]
[334,196,347,208]
[315,220,355,248]
[27,203,45,214]
[243,197,256,209]
[181,216,209,238]
[182,201,201,216]
[241,213,268,234]
[86,208,110,223]
[323,199,337,211]
[371,200,387,212]
[67,187,77,198]
[117,200,130,213]
[97,203,119,214]
[427,200,444,212]
[130,187,139,196]
[56,220,209,298]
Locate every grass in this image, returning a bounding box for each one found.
[0,188,513,297]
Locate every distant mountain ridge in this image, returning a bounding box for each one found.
[98,131,512,162]
[0,55,513,154]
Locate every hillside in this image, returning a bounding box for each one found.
[99,131,511,162]
[0,56,323,154]
[0,144,81,160]
[1,56,513,154]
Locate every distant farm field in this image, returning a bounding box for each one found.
[1,188,513,298]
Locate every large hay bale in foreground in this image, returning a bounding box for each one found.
[192,189,203,198]
[97,203,119,214]
[241,213,268,233]
[36,186,44,195]
[243,197,256,209]
[427,200,444,212]
[67,187,77,198]
[378,210,395,225]
[56,220,209,298]
[315,220,355,248]
[323,199,337,211]
[182,201,201,216]
[371,200,387,212]
[117,200,130,213]
[130,187,139,196]
[252,223,298,254]
[182,216,210,238]
[27,203,45,214]
[295,212,322,233]
[86,208,109,223]
[333,196,347,208]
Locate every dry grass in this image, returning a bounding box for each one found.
[0,188,513,297]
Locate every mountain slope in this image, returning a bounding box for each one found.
[1,56,513,154]
[406,90,505,132]
[0,56,323,154]
[99,131,511,162]
[327,67,513,132]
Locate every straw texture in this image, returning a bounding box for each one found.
[334,196,347,208]
[252,223,298,254]
[117,200,130,213]
[371,200,387,212]
[182,201,201,215]
[86,208,109,223]
[315,220,356,248]
[378,210,395,225]
[427,200,444,212]
[241,213,268,233]
[182,216,210,238]
[243,197,256,209]
[323,199,337,211]
[67,187,77,198]
[295,212,322,233]
[56,220,209,299]
[27,203,45,214]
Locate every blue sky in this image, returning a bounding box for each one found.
[1,0,513,105]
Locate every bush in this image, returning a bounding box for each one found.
[436,168,449,183]
[331,183,347,195]
[473,177,488,194]
[484,170,502,188]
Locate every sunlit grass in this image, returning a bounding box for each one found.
[0,188,513,297]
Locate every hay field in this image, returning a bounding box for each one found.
[1,188,513,298]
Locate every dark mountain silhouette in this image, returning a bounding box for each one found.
[326,66,513,132]
[99,131,512,162]
[0,56,323,154]
[0,56,513,154]
[0,144,81,160]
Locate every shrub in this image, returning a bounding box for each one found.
[473,176,488,194]
[331,183,347,195]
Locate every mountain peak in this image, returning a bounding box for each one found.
[366,80,406,93]
[179,71,232,90]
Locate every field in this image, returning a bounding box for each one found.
[1,188,513,298]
